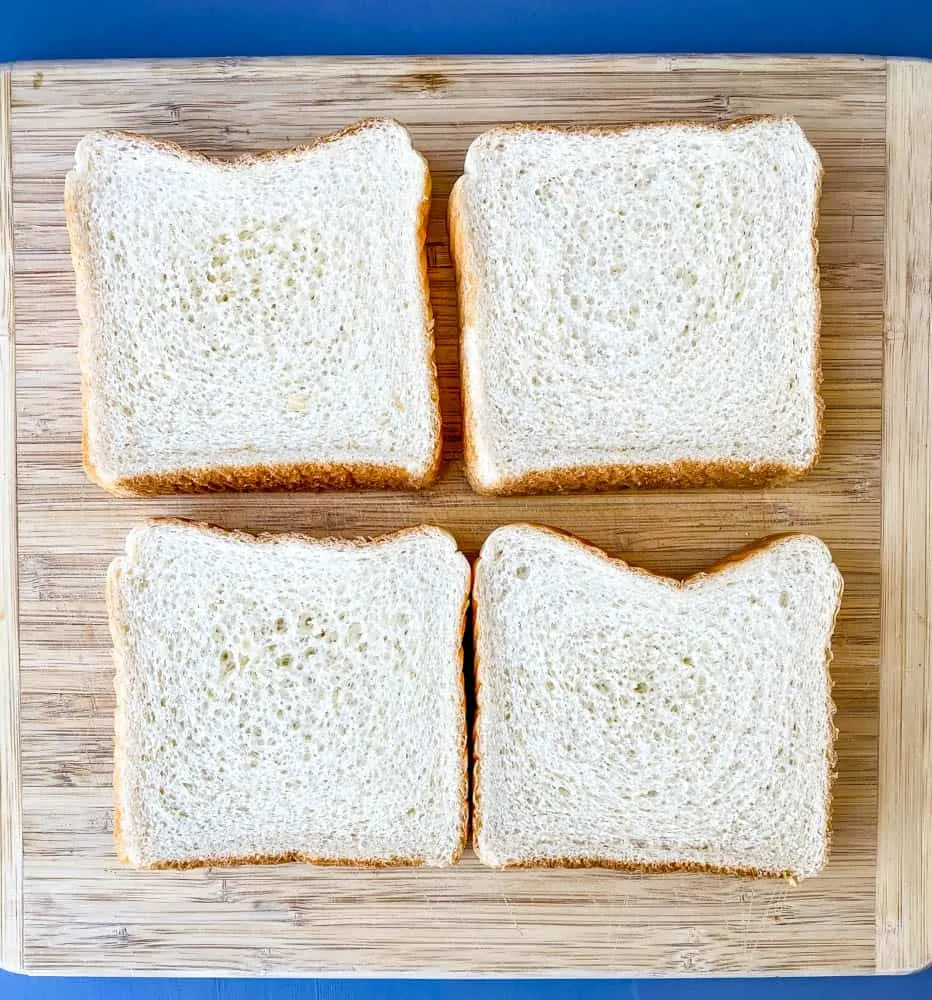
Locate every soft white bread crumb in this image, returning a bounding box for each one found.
[450,118,823,494]
[67,120,440,494]
[110,521,470,868]
[472,525,842,879]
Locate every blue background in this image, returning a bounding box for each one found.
[2,0,930,997]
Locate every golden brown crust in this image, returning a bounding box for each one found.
[452,575,472,864]
[470,552,485,859]
[470,115,796,139]
[127,515,462,555]
[467,459,810,497]
[492,857,795,880]
[413,152,445,486]
[112,804,130,867]
[109,519,470,869]
[106,557,133,867]
[146,852,427,871]
[809,156,826,472]
[471,524,842,880]
[68,119,443,497]
[65,167,101,491]
[448,174,484,492]
[82,118,411,170]
[105,460,432,497]
[451,116,824,496]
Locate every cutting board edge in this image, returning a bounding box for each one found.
[0,957,885,979]
[876,56,932,977]
[0,67,24,976]
[4,52,892,78]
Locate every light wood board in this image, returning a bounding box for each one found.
[0,54,929,978]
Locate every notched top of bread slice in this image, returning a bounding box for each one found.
[450,117,823,494]
[109,520,470,868]
[472,525,843,879]
[67,120,441,495]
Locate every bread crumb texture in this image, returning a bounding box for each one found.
[457,119,822,491]
[110,521,469,868]
[68,121,439,489]
[473,526,842,879]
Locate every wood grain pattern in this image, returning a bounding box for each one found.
[0,53,921,976]
[0,69,24,976]
[876,59,932,975]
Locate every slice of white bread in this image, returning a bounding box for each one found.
[109,520,470,868]
[472,525,842,879]
[67,120,441,495]
[449,118,823,494]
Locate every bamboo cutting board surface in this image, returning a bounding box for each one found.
[1,55,931,978]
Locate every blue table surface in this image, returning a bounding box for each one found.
[3,0,931,997]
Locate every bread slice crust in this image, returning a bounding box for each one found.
[67,119,442,496]
[449,117,824,496]
[470,524,841,880]
[109,519,470,869]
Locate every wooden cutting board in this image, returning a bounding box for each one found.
[1,54,930,978]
